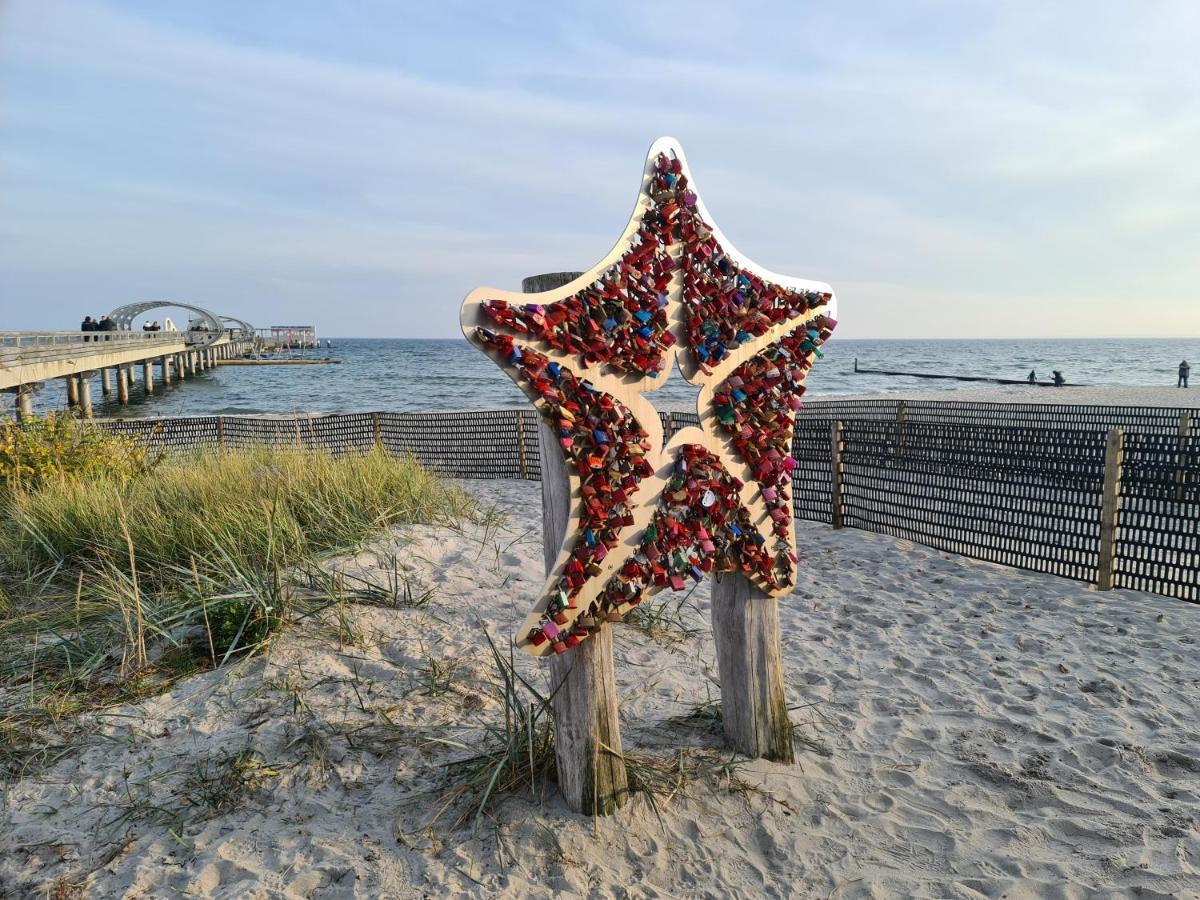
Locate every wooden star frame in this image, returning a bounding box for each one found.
[461,137,837,657]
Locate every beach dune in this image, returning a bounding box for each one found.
[2,478,1198,898]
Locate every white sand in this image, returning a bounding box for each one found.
[3,479,1199,898]
[821,384,1199,407]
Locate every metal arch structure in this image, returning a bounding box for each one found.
[107,301,225,344]
[220,315,255,338]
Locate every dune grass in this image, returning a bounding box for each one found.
[0,442,484,774]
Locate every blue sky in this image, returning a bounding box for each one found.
[1,1,1198,338]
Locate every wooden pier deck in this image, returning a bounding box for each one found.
[1,330,254,418]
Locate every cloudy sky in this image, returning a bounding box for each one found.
[2,1,1198,338]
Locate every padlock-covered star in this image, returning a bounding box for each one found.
[461,137,837,656]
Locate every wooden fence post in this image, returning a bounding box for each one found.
[831,420,845,529]
[525,271,629,816]
[216,415,225,449]
[372,412,383,451]
[1176,411,1191,502]
[1097,428,1125,591]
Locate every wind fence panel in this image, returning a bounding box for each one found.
[103,416,221,452]
[1114,433,1200,602]
[800,400,1198,434]
[838,421,1107,583]
[378,409,529,480]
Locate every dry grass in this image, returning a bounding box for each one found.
[0,445,484,778]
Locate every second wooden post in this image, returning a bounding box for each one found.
[711,573,795,763]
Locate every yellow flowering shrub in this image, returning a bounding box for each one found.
[0,413,159,492]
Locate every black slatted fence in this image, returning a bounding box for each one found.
[94,400,1199,603]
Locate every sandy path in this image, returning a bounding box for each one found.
[2,479,1198,898]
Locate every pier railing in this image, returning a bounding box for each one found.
[0,330,192,367]
[93,401,1199,604]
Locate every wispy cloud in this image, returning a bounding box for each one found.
[1,0,1197,337]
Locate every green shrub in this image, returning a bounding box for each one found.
[0,413,158,493]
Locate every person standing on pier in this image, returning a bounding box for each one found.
[1181,360,1191,388]
[1052,370,1065,386]
[1027,369,1036,384]
[80,315,95,342]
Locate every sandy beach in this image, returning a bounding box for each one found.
[823,385,1199,408]
[3,477,1197,898]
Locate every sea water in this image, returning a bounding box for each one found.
[27,337,1198,418]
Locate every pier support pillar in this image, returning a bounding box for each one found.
[78,374,93,419]
[101,368,112,396]
[143,360,154,394]
[188,352,196,375]
[66,375,79,409]
[162,356,172,385]
[15,385,34,421]
[117,367,130,405]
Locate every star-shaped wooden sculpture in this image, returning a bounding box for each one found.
[460,137,837,657]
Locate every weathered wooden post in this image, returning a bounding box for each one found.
[15,385,34,421]
[1176,411,1191,502]
[161,356,172,385]
[711,572,795,762]
[78,373,94,419]
[1096,427,1125,591]
[831,420,845,529]
[143,360,154,394]
[66,375,79,409]
[523,271,631,816]
[117,367,130,405]
[101,368,112,396]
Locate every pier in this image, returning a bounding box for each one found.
[1,301,255,419]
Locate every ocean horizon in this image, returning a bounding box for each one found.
[26,336,1199,419]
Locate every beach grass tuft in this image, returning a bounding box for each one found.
[0,436,481,772]
[425,632,557,831]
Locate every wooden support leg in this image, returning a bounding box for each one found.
[15,385,34,421]
[78,374,93,419]
[101,368,112,396]
[524,271,629,816]
[66,376,79,409]
[117,367,130,405]
[143,361,154,394]
[710,572,795,763]
[539,421,630,815]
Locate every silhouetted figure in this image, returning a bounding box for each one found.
[98,315,117,333]
[1181,360,1191,388]
[81,315,95,342]
[1027,370,1036,384]
[1052,370,1065,386]
[142,322,152,331]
